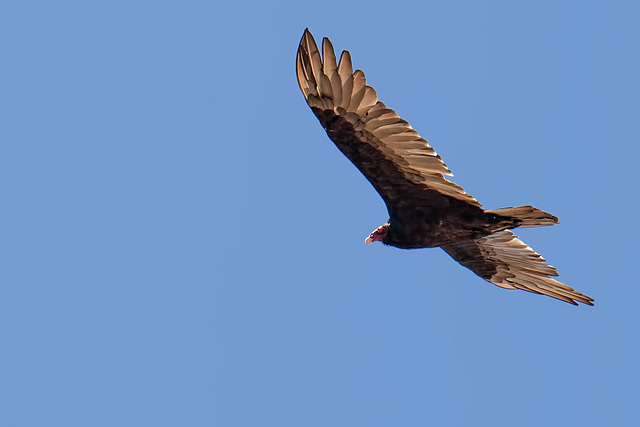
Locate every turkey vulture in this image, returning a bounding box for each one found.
[296,29,593,306]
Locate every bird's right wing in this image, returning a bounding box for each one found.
[296,29,481,209]
[441,230,594,305]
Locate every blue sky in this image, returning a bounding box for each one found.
[2,1,639,426]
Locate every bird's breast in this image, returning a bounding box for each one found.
[385,207,491,249]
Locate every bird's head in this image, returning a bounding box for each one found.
[365,223,389,245]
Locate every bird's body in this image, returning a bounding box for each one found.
[384,205,508,249]
[296,29,593,305]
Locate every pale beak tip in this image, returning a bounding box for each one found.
[365,237,373,245]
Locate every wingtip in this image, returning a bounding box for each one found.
[298,28,310,50]
[301,28,313,43]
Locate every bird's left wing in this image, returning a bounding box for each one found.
[296,29,481,209]
[441,230,594,305]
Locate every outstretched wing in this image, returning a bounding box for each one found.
[441,230,594,305]
[296,29,481,209]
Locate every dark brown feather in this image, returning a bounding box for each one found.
[296,29,594,306]
[296,29,481,211]
[442,231,594,305]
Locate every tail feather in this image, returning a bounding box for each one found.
[487,205,558,228]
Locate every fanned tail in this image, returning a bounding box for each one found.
[487,205,558,228]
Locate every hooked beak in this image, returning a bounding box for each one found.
[365,236,374,245]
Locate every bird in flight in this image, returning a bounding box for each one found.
[296,29,593,305]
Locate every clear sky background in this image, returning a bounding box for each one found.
[2,1,639,426]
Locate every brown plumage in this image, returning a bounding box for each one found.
[296,29,593,306]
